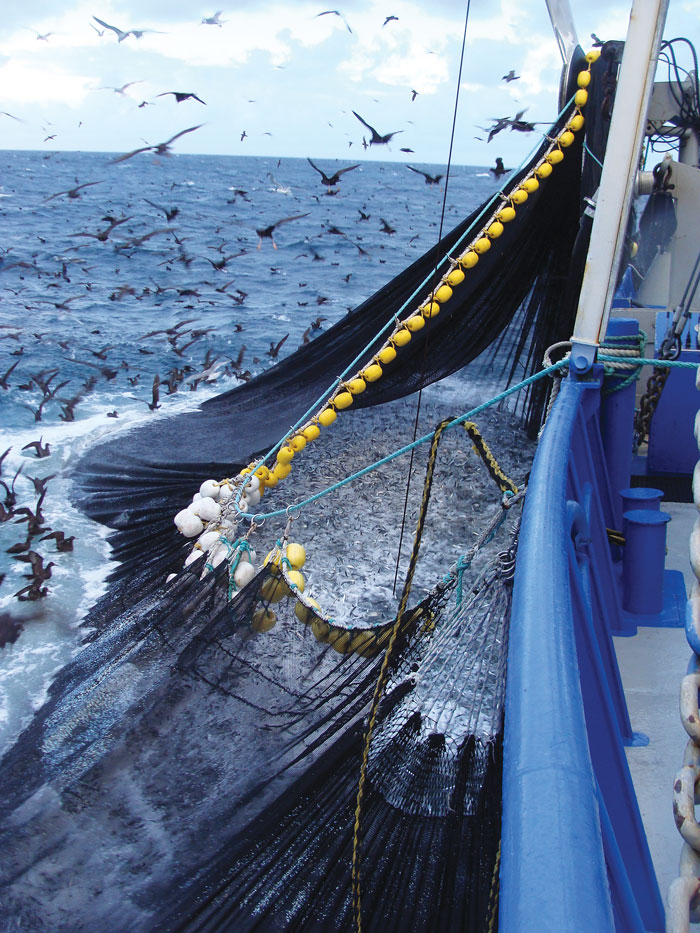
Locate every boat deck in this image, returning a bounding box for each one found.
[616,500,697,920]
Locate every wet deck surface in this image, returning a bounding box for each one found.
[615,500,696,921]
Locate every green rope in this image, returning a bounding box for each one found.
[233,354,699,524]
[583,139,604,170]
[243,360,567,522]
[226,539,253,599]
[599,333,647,395]
[598,355,698,368]
[602,369,639,394]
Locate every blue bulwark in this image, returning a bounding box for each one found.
[648,311,700,474]
[500,372,665,932]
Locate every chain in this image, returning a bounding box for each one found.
[669,366,700,930]
[634,365,670,448]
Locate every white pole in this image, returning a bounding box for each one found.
[544,0,579,65]
[570,0,669,371]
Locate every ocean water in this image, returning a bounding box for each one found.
[0,149,506,754]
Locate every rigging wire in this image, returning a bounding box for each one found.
[391,0,473,597]
[647,38,700,157]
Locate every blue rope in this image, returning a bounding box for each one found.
[227,539,253,599]
[583,139,604,170]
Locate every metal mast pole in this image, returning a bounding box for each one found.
[569,0,669,374]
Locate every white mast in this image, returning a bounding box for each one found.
[569,0,669,372]
[545,0,579,64]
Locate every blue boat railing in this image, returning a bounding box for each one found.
[500,368,665,932]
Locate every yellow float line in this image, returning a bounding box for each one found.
[241,50,599,494]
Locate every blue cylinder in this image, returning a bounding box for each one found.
[602,319,639,530]
[619,487,663,514]
[622,509,671,615]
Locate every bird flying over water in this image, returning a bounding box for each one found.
[44,181,103,202]
[144,198,179,221]
[21,438,50,458]
[267,174,291,194]
[406,165,443,185]
[41,530,75,552]
[255,214,310,249]
[156,91,206,105]
[69,215,132,242]
[267,334,289,359]
[111,125,204,163]
[315,10,352,33]
[306,158,360,189]
[490,157,508,177]
[352,111,402,145]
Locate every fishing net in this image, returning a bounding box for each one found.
[0,45,619,932]
[0,412,523,931]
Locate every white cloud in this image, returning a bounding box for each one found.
[0,59,96,106]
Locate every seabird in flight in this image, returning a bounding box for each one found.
[98,81,143,96]
[315,10,352,33]
[156,91,207,105]
[93,16,163,41]
[201,11,225,26]
[44,180,103,202]
[352,111,402,145]
[26,28,53,41]
[306,157,360,189]
[406,165,443,185]
[255,214,310,249]
[111,125,204,163]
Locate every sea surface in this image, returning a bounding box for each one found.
[0,148,508,755]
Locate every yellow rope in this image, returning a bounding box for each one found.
[351,419,448,931]
[351,417,517,930]
[462,421,518,494]
[486,840,502,932]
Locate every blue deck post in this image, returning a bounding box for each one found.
[622,509,672,614]
[620,487,664,513]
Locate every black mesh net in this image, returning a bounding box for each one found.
[0,47,619,932]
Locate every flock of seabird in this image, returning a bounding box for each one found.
[3,143,496,605]
[5,8,541,167]
[0,6,538,607]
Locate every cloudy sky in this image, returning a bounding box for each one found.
[1,0,698,167]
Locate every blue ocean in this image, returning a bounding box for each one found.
[0,149,502,753]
